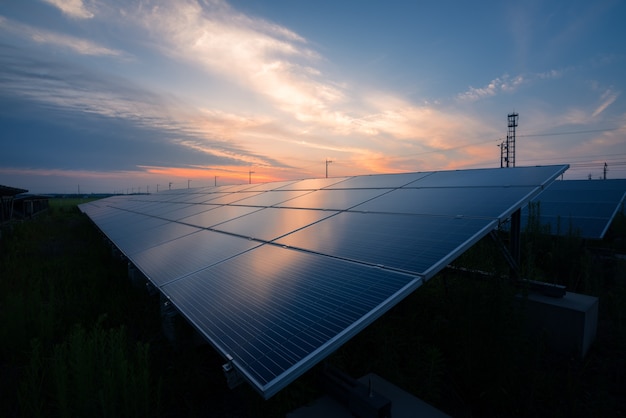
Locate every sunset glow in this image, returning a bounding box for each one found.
[1,0,625,193]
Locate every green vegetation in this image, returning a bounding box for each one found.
[1,199,624,417]
[1,199,162,418]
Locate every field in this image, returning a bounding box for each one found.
[1,198,624,417]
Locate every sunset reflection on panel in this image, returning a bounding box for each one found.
[79,165,568,398]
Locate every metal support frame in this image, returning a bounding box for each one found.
[510,208,521,272]
[489,231,519,278]
[490,209,566,297]
[489,210,522,280]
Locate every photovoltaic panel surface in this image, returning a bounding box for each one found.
[523,179,626,239]
[79,164,568,399]
[276,212,496,277]
[161,244,421,394]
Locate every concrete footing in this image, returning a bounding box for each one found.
[520,290,599,359]
[287,373,450,418]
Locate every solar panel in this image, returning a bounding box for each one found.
[323,172,431,189]
[230,190,313,207]
[212,208,338,241]
[131,229,261,287]
[352,186,537,218]
[179,205,262,228]
[523,179,626,239]
[276,212,496,277]
[79,164,568,399]
[160,244,422,394]
[276,188,390,210]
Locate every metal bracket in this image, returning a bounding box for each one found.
[222,355,244,389]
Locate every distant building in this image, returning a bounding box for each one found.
[14,194,50,219]
[0,185,50,224]
[1,184,28,225]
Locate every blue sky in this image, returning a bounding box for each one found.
[1,0,625,193]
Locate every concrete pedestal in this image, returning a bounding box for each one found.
[287,373,450,418]
[521,291,598,358]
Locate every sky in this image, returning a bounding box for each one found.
[1,0,625,194]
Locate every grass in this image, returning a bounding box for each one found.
[1,199,163,418]
[1,199,624,417]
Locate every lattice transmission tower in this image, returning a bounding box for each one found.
[500,112,519,168]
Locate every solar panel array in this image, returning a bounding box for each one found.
[79,165,568,398]
[523,179,626,239]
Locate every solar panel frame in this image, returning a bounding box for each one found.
[78,164,570,399]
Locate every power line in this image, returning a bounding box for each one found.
[519,153,626,164]
[293,127,621,167]
[518,127,619,138]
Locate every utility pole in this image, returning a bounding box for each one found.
[248,169,255,184]
[604,162,607,180]
[169,182,172,190]
[325,158,333,178]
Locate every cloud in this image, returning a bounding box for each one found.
[5,0,588,186]
[99,0,505,174]
[117,0,345,124]
[0,45,282,172]
[591,88,619,118]
[41,0,95,19]
[0,16,123,57]
[456,70,564,103]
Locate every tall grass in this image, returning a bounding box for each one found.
[1,198,161,417]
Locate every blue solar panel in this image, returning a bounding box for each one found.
[131,230,261,286]
[276,177,350,190]
[203,191,264,205]
[160,244,422,396]
[78,164,569,399]
[323,172,431,189]
[523,179,626,239]
[213,208,338,241]
[231,190,313,207]
[244,180,300,191]
[276,212,496,277]
[353,186,537,219]
[411,165,567,187]
[276,188,390,210]
[115,221,201,256]
[179,205,261,227]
